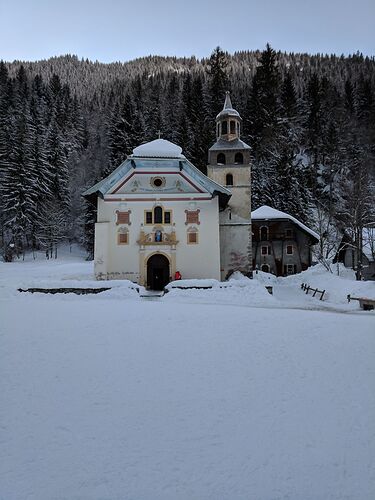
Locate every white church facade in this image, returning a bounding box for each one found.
[84,93,252,288]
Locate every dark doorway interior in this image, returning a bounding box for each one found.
[275,259,282,276]
[147,254,170,290]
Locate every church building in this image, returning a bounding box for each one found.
[84,93,252,288]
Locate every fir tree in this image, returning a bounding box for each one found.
[207,47,229,118]
[248,44,280,159]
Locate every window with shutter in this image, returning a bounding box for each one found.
[145,211,153,224]
[164,211,171,224]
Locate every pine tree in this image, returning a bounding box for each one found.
[81,199,97,259]
[1,103,38,257]
[0,50,374,261]
[207,47,229,119]
[107,94,144,173]
[304,73,324,194]
[248,44,280,159]
[188,74,211,171]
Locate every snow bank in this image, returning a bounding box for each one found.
[166,278,220,289]
[0,252,140,301]
[284,263,375,306]
[164,273,276,307]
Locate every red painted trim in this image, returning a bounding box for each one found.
[104,196,213,202]
[160,197,211,201]
[110,171,205,195]
[111,171,136,194]
[178,172,205,193]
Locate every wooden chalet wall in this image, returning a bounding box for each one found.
[252,220,314,276]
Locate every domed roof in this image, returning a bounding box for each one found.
[216,91,241,120]
[131,139,185,158]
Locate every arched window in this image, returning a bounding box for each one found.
[154,206,163,224]
[222,121,228,134]
[230,120,236,134]
[226,173,233,186]
[261,264,270,273]
[234,152,243,164]
[260,226,268,241]
[217,153,226,165]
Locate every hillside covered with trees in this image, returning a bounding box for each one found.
[0,46,374,265]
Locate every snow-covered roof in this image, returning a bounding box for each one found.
[132,139,185,159]
[216,91,241,120]
[251,205,320,241]
[209,138,251,152]
[83,143,232,208]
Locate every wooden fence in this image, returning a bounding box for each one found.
[301,283,326,301]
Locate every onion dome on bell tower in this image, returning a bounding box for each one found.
[215,91,242,141]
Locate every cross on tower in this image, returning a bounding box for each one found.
[157,130,162,139]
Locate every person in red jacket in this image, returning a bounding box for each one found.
[174,270,182,281]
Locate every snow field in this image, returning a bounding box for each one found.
[0,253,374,499]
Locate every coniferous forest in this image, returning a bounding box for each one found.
[0,46,374,263]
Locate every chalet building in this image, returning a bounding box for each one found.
[84,93,252,288]
[252,206,319,276]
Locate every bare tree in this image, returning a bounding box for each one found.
[36,201,67,259]
[337,154,375,280]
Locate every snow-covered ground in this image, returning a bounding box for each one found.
[1,249,374,499]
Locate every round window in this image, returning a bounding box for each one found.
[152,177,163,187]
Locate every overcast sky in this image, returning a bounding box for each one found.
[1,0,374,62]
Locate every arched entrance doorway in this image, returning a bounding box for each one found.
[147,254,170,290]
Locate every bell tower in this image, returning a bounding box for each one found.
[207,92,251,220]
[207,92,252,278]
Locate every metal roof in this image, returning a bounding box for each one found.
[209,138,251,152]
[216,91,241,120]
[83,156,232,208]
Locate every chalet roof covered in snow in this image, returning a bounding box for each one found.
[251,205,320,242]
[132,139,185,159]
[216,91,241,120]
[83,139,232,208]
